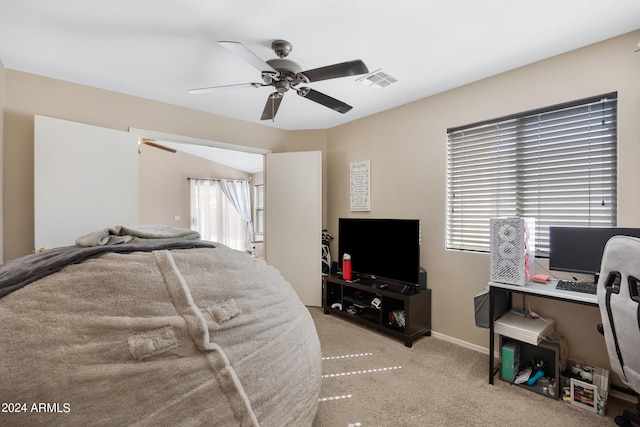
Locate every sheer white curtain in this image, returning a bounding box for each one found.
[219,179,254,252]
[189,179,247,251]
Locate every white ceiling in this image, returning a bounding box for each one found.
[134,129,268,174]
[2,1,640,133]
[160,141,265,174]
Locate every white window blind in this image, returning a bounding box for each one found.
[254,184,264,235]
[446,93,617,255]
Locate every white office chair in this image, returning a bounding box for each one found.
[598,235,640,426]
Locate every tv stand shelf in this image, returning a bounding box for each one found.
[323,275,431,347]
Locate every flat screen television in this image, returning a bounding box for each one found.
[549,226,640,280]
[338,218,421,285]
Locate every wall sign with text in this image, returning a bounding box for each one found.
[350,160,370,211]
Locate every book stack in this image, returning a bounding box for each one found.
[390,309,405,327]
[494,311,555,345]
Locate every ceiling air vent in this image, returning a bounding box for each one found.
[357,69,397,89]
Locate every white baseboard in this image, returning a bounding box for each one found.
[430,331,493,356]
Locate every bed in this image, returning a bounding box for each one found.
[0,226,322,426]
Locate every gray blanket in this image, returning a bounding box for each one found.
[0,240,217,299]
[0,246,321,426]
[75,224,202,246]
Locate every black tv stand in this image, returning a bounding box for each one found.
[323,274,431,347]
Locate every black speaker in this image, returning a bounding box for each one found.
[418,267,427,290]
[331,261,338,275]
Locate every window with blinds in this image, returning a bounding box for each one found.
[446,92,617,255]
[254,184,264,235]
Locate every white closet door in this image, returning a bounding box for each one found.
[34,115,138,250]
[265,151,322,307]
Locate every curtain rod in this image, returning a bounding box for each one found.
[187,177,251,182]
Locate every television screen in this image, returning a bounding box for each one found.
[338,218,421,285]
[549,226,640,277]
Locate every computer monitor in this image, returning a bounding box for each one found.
[549,226,640,280]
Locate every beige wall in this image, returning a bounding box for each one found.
[326,30,640,383]
[0,60,4,263]
[2,70,305,260]
[138,144,250,229]
[2,30,639,385]
[3,71,328,260]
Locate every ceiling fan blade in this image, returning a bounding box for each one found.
[300,60,369,83]
[297,88,352,114]
[219,41,278,75]
[187,82,264,94]
[261,94,283,121]
[139,138,177,153]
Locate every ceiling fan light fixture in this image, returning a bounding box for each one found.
[274,80,290,93]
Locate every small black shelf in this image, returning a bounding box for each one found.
[498,335,561,400]
[323,274,431,347]
[342,295,377,308]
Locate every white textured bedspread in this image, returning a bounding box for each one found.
[0,246,321,426]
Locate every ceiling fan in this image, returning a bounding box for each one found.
[188,40,369,120]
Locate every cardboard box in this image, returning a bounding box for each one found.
[501,341,521,382]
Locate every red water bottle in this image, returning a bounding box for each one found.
[342,253,352,281]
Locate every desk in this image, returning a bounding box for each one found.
[487,279,598,385]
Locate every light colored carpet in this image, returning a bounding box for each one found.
[310,307,635,427]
